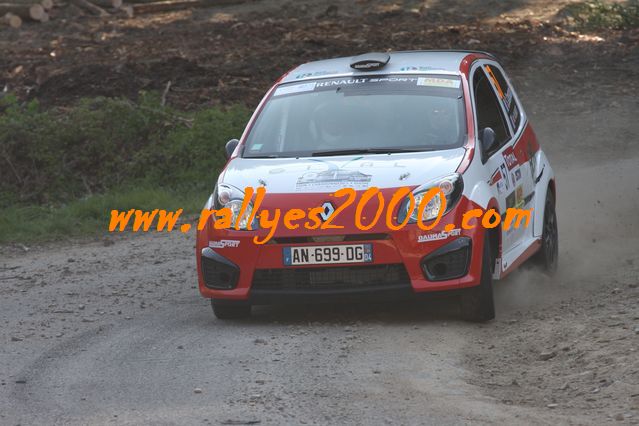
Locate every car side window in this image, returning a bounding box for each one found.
[473,68,510,153]
[484,65,521,131]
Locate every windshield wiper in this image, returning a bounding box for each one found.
[311,148,432,157]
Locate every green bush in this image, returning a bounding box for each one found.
[0,187,205,243]
[0,93,250,207]
[0,93,251,242]
[560,0,639,30]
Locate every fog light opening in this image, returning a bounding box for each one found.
[421,237,472,281]
[431,263,447,276]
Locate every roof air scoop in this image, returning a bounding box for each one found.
[350,52,390,71]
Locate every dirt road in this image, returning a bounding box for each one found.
[1,120,638,425]
[2,0,639,424]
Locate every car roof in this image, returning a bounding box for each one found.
[280,50,495,84]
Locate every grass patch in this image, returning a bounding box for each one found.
[0,93,251,243]
[559,0,639,30]
[0,187,205,243]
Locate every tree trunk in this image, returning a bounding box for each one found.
[132,0,199,14]
[1,11,22,27]
[118,4,132,17]
[0,3,45,20]
[127,0,251,4]
[92,0,121,9]
[69,0,109,16]
[130,0,255,13]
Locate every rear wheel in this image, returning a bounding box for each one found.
[459,236,495,322]
[211,299,251,319]
[534,191,558,274]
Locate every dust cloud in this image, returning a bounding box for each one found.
[495,157,639,312]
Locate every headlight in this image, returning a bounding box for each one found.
[212,183,256,230]
[398,174,464,224]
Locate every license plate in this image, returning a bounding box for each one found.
[283,244,373,266]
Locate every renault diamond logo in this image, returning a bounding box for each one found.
[320,201,335,222]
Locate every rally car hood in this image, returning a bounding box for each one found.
[219,148,466,193]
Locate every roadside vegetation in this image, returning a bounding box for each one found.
[0,94,250,242]
[559,0,639,30]
[1,0,637,244]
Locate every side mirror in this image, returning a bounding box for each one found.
[225,139,239,160]
[479,127,497,158]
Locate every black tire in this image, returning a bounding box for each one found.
[459,235,495,322]
[534,190,558,274]
[211,299,251,319]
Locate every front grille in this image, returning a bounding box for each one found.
[251,264,409,292]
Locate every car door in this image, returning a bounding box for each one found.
[483,62,536,245]
[470,63,531,256]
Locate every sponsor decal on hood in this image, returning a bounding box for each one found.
[220,149,465,194]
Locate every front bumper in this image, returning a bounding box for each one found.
[196,197,487,303]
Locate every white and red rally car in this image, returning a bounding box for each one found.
[196,50,558,321]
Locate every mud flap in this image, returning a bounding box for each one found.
[492,257,502,280]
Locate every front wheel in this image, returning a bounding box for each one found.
[459,236,495,322]
[211,299,251,319]
[534,190,558,274]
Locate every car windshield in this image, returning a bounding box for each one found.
[243,74,466,158]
